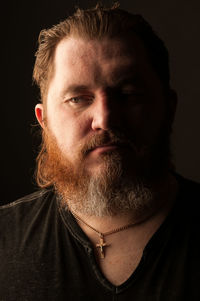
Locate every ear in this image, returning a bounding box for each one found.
[168,89,178,123]
[35,103,45,128]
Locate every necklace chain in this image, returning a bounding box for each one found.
[70,210,139,259]
[69,178,176,258]
[70,210,137,237]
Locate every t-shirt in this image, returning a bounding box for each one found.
[1,174,200,300]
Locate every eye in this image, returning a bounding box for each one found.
[65,96,94,108]
[69,97,83,103]
[122,86,143,96]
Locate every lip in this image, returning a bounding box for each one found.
[90,144,122,154]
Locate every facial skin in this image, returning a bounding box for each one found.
[35,35,177,216]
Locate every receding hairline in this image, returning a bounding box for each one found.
[42,31,155,103]
[33,6,170,105]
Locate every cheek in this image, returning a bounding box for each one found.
[46,104,91,153]
[126,102,166,143]
[144,104,166,142]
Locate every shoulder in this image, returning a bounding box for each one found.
[175,173,200,206]
[0,189,51,210]
[173,173,200,229]
[177,173,200,192]
[0,188,57,228]
[0,188,61,252]
[0,188,55,212]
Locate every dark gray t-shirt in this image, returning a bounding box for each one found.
[1,174,200,300]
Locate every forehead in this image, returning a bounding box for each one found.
[56,34,145,59]
[49,35,152,92]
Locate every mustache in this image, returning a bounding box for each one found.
[80,130,136,156]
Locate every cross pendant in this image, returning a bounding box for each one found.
[96,234,107,259]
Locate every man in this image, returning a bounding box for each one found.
[1,3,200,300]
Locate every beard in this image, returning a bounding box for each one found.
[36,116,173,217]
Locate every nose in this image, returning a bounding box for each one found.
[91,93,118,131]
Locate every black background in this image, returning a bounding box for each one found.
[2,0,200,205]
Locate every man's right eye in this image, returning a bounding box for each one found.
[69,97,83,103]
[65,96,94,107]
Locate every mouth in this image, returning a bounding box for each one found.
[89,143,130,155]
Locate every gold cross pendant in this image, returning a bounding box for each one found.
[96,234,107,259]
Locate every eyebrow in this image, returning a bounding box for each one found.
[109,66,138,86]
[62,85,92,97]
[62,65,139,96]
[114,74,139,86]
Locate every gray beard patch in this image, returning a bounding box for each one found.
[59,155,155,217]
[64,177,153,217]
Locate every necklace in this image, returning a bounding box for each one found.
[70,210,138,259]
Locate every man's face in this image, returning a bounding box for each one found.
[35,35,176,216]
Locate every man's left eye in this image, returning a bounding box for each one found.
[122,88,143,97]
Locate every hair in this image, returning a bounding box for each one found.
[33,3,170,102]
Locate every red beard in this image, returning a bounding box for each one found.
[35,120,172,216]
